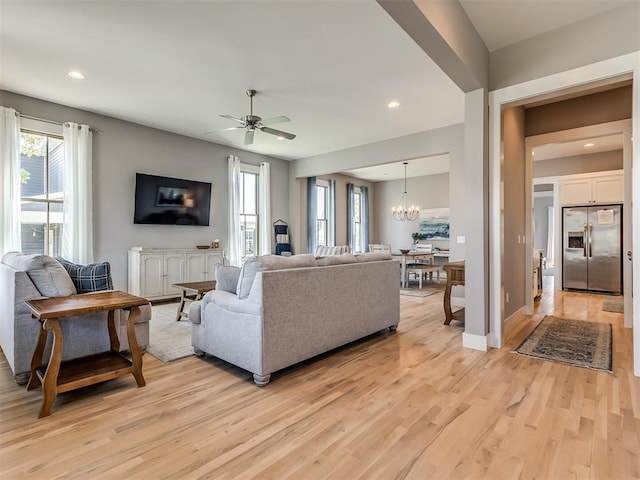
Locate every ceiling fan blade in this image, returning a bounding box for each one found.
[219,114,246,125]
[260,126,296,140]
[260,115,290,126]
[203,126,243,135]
[244,129,254,145]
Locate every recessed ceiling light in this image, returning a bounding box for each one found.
[276,136,285,141]
[68,71,85,79]
[584,142,595,147]
[388,101,400,108]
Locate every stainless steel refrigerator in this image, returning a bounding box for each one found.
[562,204,622,293]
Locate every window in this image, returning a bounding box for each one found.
[352,187,362,253]
[19,130,64,256]
[239,168,259,258]
[316,180,329,247]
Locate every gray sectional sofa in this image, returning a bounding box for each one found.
[0,252,151,384]
[189,253,400,386]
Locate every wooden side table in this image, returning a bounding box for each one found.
[173,280,216,321]
[25,291,149,418]
[443,261,465,325]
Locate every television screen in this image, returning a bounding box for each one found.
[134,173,212,226]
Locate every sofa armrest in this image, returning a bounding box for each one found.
[189,301,202,324]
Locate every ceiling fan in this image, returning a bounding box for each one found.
[209,89,296,146]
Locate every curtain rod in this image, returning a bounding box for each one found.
[19,113,99,132]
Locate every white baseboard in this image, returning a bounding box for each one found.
[504,306,525,336]
[462,332,488,351]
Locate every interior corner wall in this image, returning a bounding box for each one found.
[374,173,449,252]
[0,90,289,290]
[489,2,640,90]
[502,106,526,318]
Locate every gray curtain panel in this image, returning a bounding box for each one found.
[347,182,354,252]
[307,177,317,254]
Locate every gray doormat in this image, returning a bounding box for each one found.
[602,296,624,313]
[513,315,612,373]
[147,302,194,362]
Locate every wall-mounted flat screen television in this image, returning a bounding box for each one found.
[134,173,212,226]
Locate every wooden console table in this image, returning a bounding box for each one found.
[25,291,148,418]
[443,261,465,325]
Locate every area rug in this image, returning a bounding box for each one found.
[513,315,612,373]
[147,302,194,362]
[602,296,624,313]
[400,285,444,298]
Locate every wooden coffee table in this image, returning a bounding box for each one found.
[173,280,216,321]
[25,291,149,418]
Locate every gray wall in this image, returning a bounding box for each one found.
[533,195,554,256]
[373,173,449,252]
[502,106,526,318]
[525,86,632,137]
[0,90,290,290]
[489,2,640,90]
[534,150,623,178]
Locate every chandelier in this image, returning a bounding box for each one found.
[392,162,419,221]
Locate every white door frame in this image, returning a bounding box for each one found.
[524,121,630,317]
[488,52,640,377]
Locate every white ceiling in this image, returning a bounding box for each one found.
[459,0,634,51]
[0,0,628,178]
[533,134,623,161]
[343,154,449,182]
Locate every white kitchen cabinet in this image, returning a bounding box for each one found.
[560,172,623,205]
[128,247,224,300]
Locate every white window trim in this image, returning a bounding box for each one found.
[316,179,329,247]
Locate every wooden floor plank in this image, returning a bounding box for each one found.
[1,278,638,479]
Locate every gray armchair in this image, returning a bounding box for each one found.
[0,252,151,384]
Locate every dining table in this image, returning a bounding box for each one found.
[392,251,435,288]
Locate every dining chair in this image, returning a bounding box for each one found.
[406,243,440,286]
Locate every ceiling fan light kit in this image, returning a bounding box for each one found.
[214,89,296,146]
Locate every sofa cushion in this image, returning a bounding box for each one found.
[355,252,393,262]
[55,257,113,293]
[1,253,78,297]
[257,254,317,270]
[215,264,241,294]
[316,253,358,266]
[236,257,266,300]
[236,254,318,299]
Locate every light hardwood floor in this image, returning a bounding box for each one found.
[1,279,638,479]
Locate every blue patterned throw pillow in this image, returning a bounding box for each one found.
[55,257,114,293]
